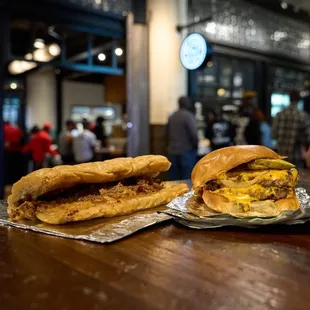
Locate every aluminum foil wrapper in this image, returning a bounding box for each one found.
[165,188,310,229]
[0,201,171,243]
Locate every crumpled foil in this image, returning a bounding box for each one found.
[165,188,310,229]
[0,201,171,243]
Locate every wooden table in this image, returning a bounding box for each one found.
[2,172,310,310]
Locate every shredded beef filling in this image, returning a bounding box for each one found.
[35,177,164,204]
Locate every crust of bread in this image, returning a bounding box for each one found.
[30,182,188,224]
[191,145,281,189]
[8,155,171,215]
[189,189,299,217]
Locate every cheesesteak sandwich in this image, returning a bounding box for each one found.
[190,145,299,217]
[8,155,188,224]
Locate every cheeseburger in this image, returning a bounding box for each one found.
[8,155,188,224]
[190,145,299,217]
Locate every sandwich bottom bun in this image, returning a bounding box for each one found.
[187,190,299,218]
[17,182,188,225]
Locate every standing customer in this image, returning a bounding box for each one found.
[73,120,97,164]
[23,124,58,170]
[272,90,310,167]
[167,96,198,180]
[58,120,77,165]
[93,116,107,148]
[205,109,236,151]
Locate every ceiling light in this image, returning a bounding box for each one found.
[48,43,61,56]
[25,53,33,60]
[8,61,37,75]
[115,48,123,56]
[207,61,213,67]
[298,39,310,49]
[281,2,288,9]
[34,38,45,49]
[95,0,101,4]
[10,82,17,90]
[217,88,226,97]
[33,48,53,62]
[98,53,106,61]
[205,22,216,34]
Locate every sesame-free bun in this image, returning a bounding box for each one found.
[192,145,281,189]
[187,190,299,218]
[8,155,172,220]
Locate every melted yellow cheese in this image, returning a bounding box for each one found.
[214,184,294,206]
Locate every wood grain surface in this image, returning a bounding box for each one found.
[1,170,310,310]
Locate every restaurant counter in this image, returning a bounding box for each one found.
[1,171,310,309]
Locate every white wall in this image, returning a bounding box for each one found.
[148,0,188,124]
[62,80,104,125]
[26,68,56,129]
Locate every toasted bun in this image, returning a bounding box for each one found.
[8,155,171,214]
[33,182,188,224]
[192,145,281,189]
[194,190,299,217]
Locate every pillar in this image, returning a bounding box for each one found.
[26,68,57,134]
[126,12,150,156]
[0,11,9,198]
[148,0,188,155]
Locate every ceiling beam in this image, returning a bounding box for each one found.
[68,41,113,62]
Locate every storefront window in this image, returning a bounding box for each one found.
[193,55,255,101]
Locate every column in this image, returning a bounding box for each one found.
[148,0,188,155]
[26,68,57,134]
[0,11,9,198]
[126,12,150,156]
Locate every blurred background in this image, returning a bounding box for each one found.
[1,0,310,196]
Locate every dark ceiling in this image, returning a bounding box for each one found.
[9,17,126,83]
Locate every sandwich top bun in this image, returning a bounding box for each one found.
[8,155,170,211]
[192,145,281,189]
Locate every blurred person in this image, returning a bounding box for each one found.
[3,121,23,184]
[93,116,107,147]
[256,110,272,148]
[205,109,236,151]
[233,95,256,145]
[23,124,58,171]
[42,122,53,142]
[30,125,40,137]
[244,110,262,146]
[73,120,97,164]
[272,90,310,167]
[58,120,77,165]
[167,96,198,180]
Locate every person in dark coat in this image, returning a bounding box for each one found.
[167,97,198,180]
[205,110,236,151]
[93,116,107,148]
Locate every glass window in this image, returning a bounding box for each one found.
[3,96,20,125]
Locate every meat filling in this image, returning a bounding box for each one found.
[204,168,296,202]
[12,177,164,221]
[32,177,164,205]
